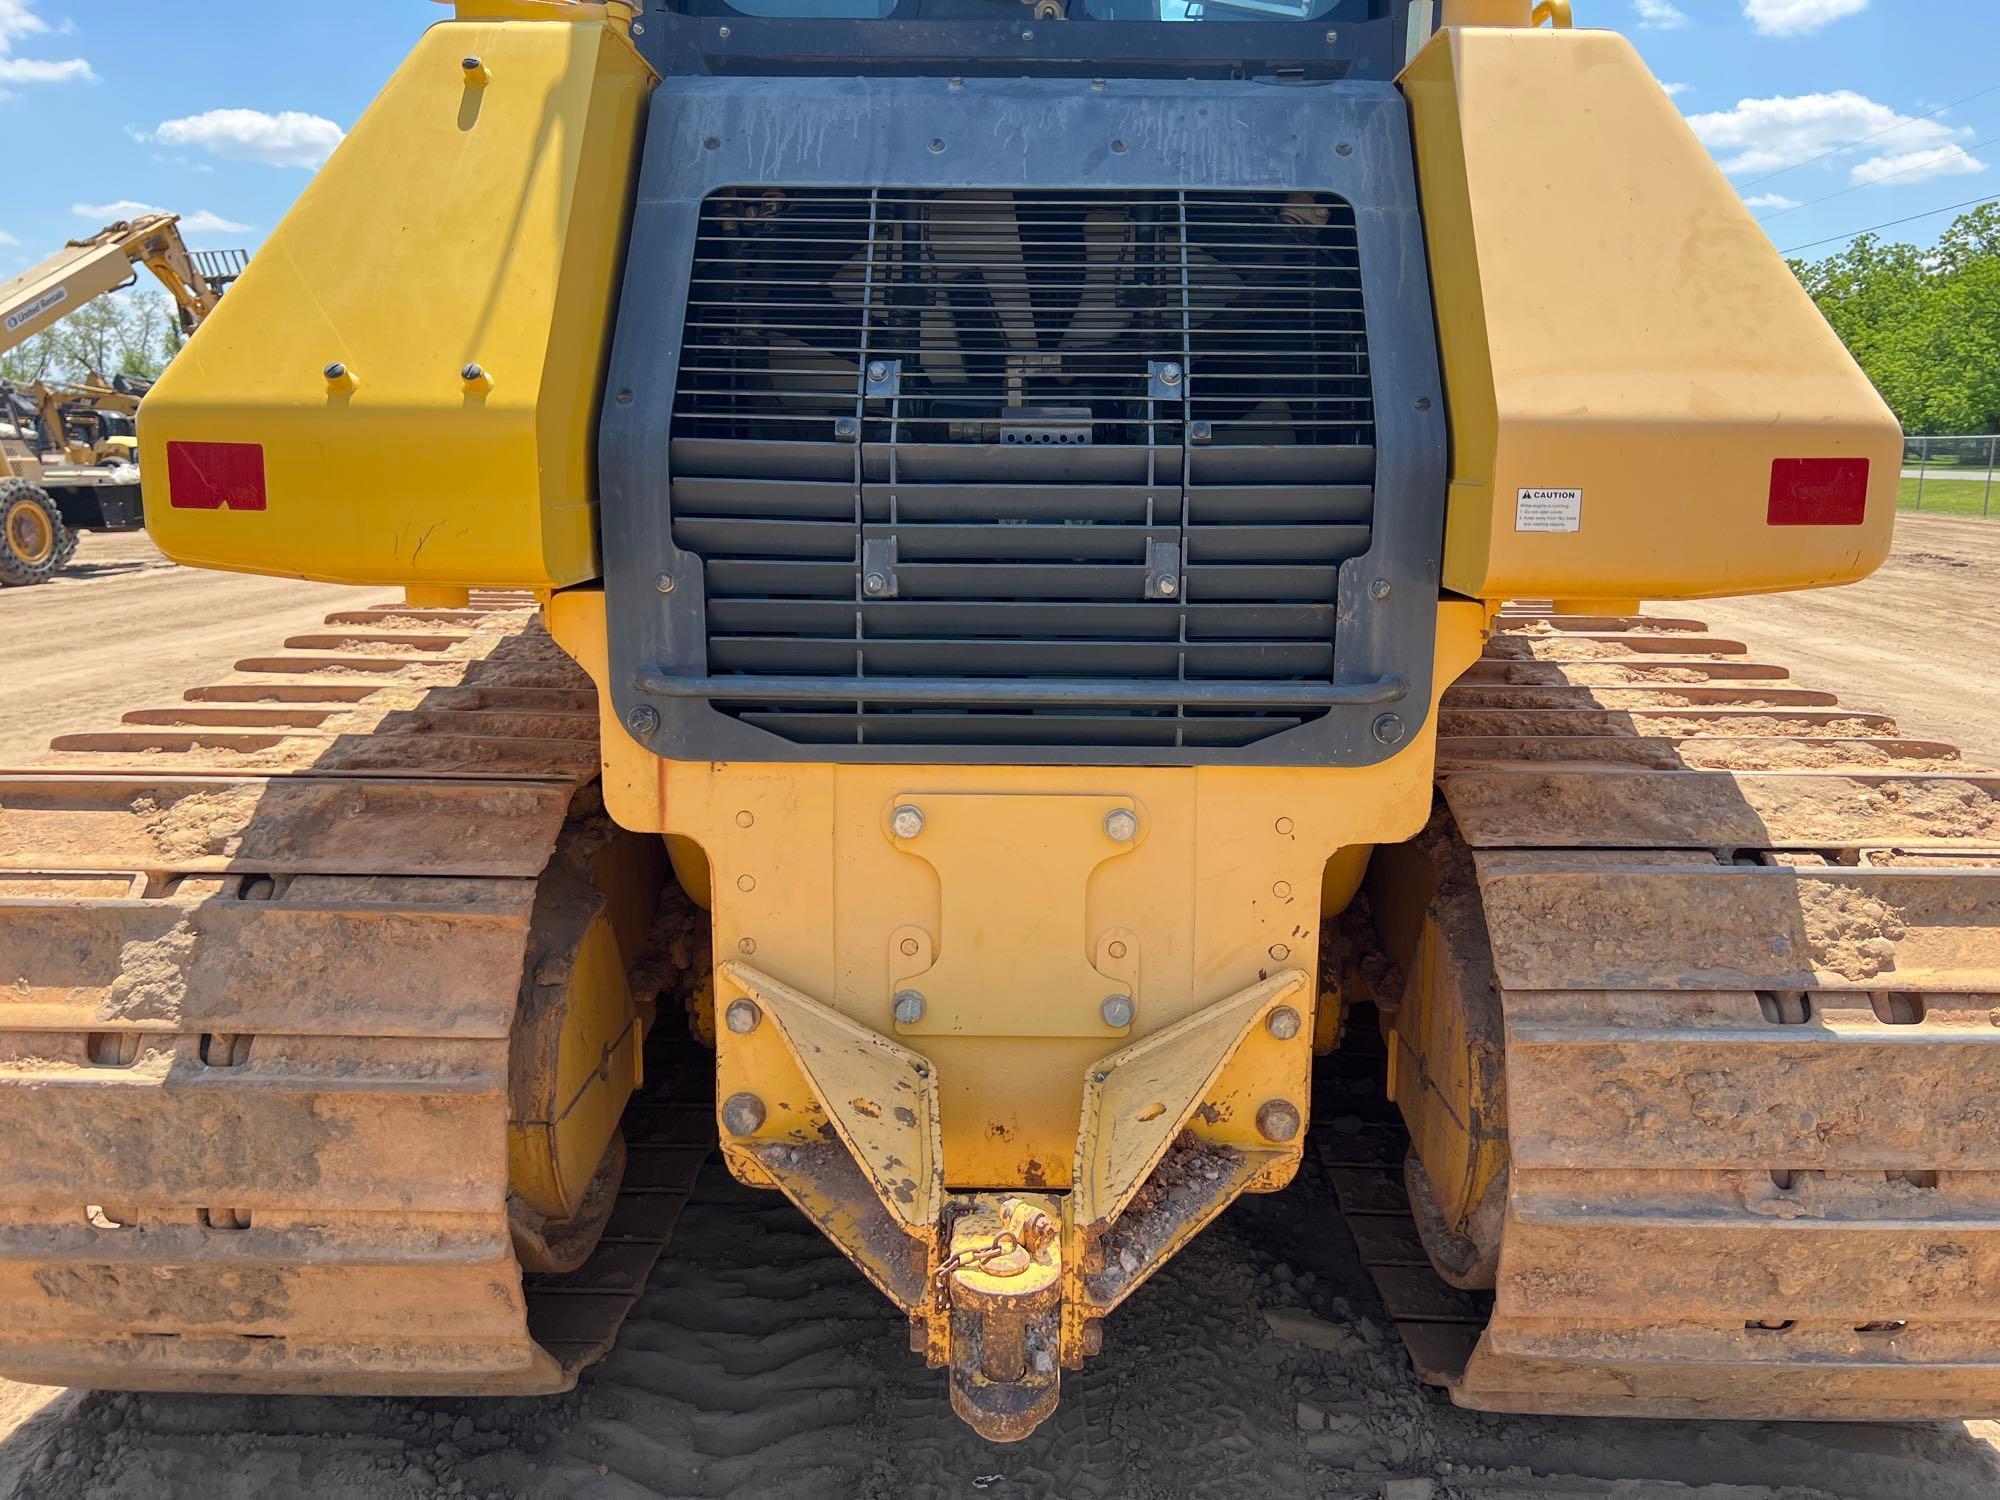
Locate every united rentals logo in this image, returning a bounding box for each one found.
[4,285,68,333]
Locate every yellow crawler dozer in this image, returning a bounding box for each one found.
[4,0,1993,1443]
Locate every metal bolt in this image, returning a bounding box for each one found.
[462,56,482,70]
[899,936,921,957]
[735,809,754,828]
[323,362,347,380]
[893,989,927,1025]
[738,937,756,955]
[1256,1099,1302,1143]
[724,999,762,1035]
[1269,943,1290,963]
[722,1092,766,1136]
[867,360,890,383]
[1156,575,1179,598]
[1336,141,1354,157]
[1275,816,1295,835]
[655,572,675,593]
[1324,29,1338,42]
[1414,396,1433,411]
[1107,939,1128,960]
[1020,28,1034,40]
[834,417,859,439]
[1373,713,1407,747]
[1368,577,1391,601]
[929,138,945,153]
[1267,1005,1303,1041]
[1100,994,1135,1029]
[718,23,730,36]
[626,704,659,737]
[1111,139,1128,155]
[1273,881,1292,899]
[736,874,756,892]
[462,362,485,382]
[864,571,888,595]
[631,19,644,33]
[1104,809,1139,843]
[1159,362,1183,386]
[891,804,926,839]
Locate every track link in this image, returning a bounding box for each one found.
[0,597,711,1395]
[1325,607,2000,1420]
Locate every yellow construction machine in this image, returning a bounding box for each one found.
[0,215,227,583]
[3,0,1993,1443]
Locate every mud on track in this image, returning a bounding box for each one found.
[5,519,2000,1499]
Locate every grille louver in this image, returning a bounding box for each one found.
[667,187,1377,749]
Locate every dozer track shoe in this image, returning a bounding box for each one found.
[0,600,711,1395]
[1333,609,2000,1421]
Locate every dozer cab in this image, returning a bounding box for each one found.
[0,216,229,584]
[2,0,1994,1445]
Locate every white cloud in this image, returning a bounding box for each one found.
[1743,192,1802,211]
[1848,145,1985,186]
[0,228,17,246]
[70,202,251,238]
[179,209,252,236]
[1687,90,1987,186]
[0,0,90,83]
[1659,81,1690,98]
[72,199,161,222]
[1744,0,1868,37]
[1634,0,1689,29]
[149,108,344,169]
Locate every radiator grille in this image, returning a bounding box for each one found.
[667,187,1377,749]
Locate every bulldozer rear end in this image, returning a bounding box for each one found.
[5,0,1996,1444]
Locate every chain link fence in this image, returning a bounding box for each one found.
[1903,435,1999,517]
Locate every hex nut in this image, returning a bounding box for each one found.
[625,705,660,737]
[1256,1099,1302,1143]
[1100,994,1136,1029]
[1104,808,1139,843]
[893,989,927,1025]
[724,999,762,1035]
[891,804,926,839]
[722,1092,766,1136]
[1266,1005,1303,1041]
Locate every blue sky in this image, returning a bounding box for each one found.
[1,0,1994,275]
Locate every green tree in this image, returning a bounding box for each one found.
[1794,205,2000,436]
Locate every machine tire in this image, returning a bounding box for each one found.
[0,478,69,586]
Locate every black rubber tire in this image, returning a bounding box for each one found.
[0,478,70,587]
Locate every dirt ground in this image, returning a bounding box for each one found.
[3,518,1999,1500]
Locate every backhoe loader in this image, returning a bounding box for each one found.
[0,215,224,583]
[2,0,1994,1443]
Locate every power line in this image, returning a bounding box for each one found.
[1739,81,2000,188]
[1757,131,2000,221]
[1779,192,2000,256]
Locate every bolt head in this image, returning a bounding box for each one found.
[1100,994,1135,1029]
[899,936,921,957]
[1266,1005,1303,1041]
[892,989,927,1025]
[867,360,890,382]
[891,804,926,839]
[1160,362,1183,385]
[717,23,730,37]
[462,363,485,383]
[323,362,346,380]
[724,999,762,1035]
[1368,577,1391,601]
[864,571,888,595]
[461,55,482,70]
[625,704,660,737]
[1373,713,1407,747]
[1256,1099,1302,1143]
[721,1092,766,1137]
[1103,808,1139,843]
[655,572,675,593]
[1155,575,1179,598]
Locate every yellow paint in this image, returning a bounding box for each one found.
[1403,27,1902,601]
[141,15,655,588]
[549,590,1485,1189]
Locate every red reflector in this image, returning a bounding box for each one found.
[167,441,267,511]
[1768,457,1868,526]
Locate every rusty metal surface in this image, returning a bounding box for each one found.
[1385,611,2000,1417]
[0,597,709,1395]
